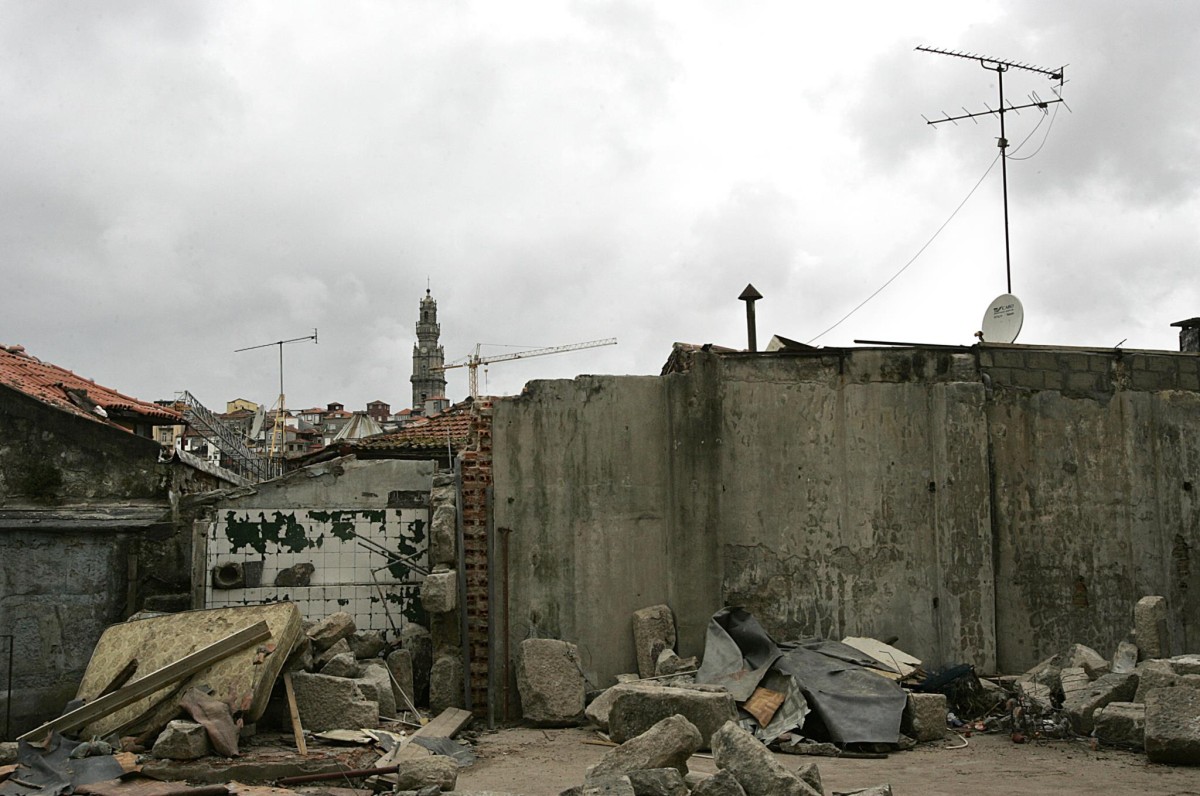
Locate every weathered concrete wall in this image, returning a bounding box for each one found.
[492,344,1200,702]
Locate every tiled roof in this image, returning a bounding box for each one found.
[356,401,474,451]
[0,343,182,429]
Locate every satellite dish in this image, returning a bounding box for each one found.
[981,293,1024,343]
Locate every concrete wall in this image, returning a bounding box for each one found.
[491,345,1200,699]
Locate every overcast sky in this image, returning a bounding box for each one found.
[3,1,1198,413]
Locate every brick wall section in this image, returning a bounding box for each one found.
[460,399,494,712]
[978,346,1200,395]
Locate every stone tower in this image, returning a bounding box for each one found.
[411,289,447,411]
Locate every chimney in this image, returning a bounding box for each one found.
[739,283,763,352]
[1170,317,1200,352]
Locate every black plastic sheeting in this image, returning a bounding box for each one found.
[0,734,126,796]
[696,607,907,745]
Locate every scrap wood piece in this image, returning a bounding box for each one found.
[99,660,140,697]
[74,778,230,796]
[840,637,921,679]
[0,765,17,783]
[282,674,307,756]
[743,687,786,728]
[371,707,473,784]
[17,623,271,742]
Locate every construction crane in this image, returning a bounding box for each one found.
[437,338,617,399]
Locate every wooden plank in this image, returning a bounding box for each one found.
[372,707,474,783]
[282,673,308,756]
[18,621,271,741]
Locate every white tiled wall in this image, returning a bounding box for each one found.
[204,507,428,639]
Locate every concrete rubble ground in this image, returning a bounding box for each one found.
[4,593,1199,796]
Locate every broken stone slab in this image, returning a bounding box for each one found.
[1059,667,1091,704]
[1020,644,1109,693]
[1144,685,1200,764]
[900,692,946,742]
[1112,641,1139,674]
[1170,655,1200,676]
[429,503,458,567]
[1063,671,1138,735]
[711,720,820,796]
[308,611,357,652]
[422,569,459,614]
[632,606,677,680]
[1016,681,1053,714]
[609,685,738,747]
[518,639,586,726]
[151,720,211,760]
[776,739,840,757]
[392,755,459,791]
[289,672,380,731]
[316,638,354,670]
[430,653,465,713]
[387,648,417,711]
[1135,596,1169,660]
[654,649,699,678]
[348,631,387,660]
[690,770,747,796]
[1133,659,1200,703]
[587,714,702,781]
[587,683,658,730]
[583,776,637,796]
[357,660,398,718]
[322,652,364,679]
[627,768,689,796]
[1093,701,1145,746]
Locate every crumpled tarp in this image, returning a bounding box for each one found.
[696,607,907,745]
[0,734,126,796]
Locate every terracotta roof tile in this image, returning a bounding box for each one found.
[356,402,474,451]
[0,343,181,429]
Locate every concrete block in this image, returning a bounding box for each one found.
[1144,686,1200,764]
[632,605,676,680]
[1063,672,1138,734]
[627,768,689,796]
[387,648,416,711]
[320,652,363,679]
[711,721,820,796]
[690,770,746,796]
[151,720,210,760]
[429,503,458,566]
[392,756,459,791]
[1112,641,1139,674]
[587,715,702,780]
[609,686,738,747]
[308,611,357,652]
[1134,659,1200,702]
[1135,596,1169,659]
[1093,702,1145,746]
[584,776,636,796]
[430,653,464,713]
[518,638,586,726]
[356,660,397,718]
[422,569,458,614]
[289,672,380,731]
[900,692,946,742]
[348,631,387,660]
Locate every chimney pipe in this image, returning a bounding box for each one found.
[1170,317,1200,353]
[739,284,763,352]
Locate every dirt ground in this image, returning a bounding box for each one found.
[453,726,1200,796]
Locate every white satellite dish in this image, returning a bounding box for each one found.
[981,293,1024,343]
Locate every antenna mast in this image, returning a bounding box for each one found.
[917,46,1067,294]
[235,329,318,472]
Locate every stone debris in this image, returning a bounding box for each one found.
[348,630,387,660]
[289,671,380,731]
[274,562,316,587]
[793,761,823,795]
[1133,659,1200,703]
[655,649,699,678]
[1111,641,1139,674]
[429,503,458,567]
[1092,701,1145,746]
[1144,685,1200,764]
[587,682,660,731]
[388,647,417,711]
[626,767,690,796]
[710,720,820,796]
[316,637,354,670]
[1015,681,1053,714]
[308,611,357,652]
[321,651,364,679]
[690,770,747,796]
[587,714,703,781]
[150,719,211,760]
[632,605,677,680]
[430,653,466,713]
[833,787,893,796]
[583,776,637,796]
[608,686,738,746]
[900,692,946,742]
[422,568,459,614]
[1063,671,1138,734]
[356,660,398,718]
[391,755,460,791]
[1134,596,1169,660]
[517,638,586,726]
[1058,667,1091,704]
[1171,655,1200,676]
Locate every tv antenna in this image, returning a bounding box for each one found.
[235,329,318,470]
[917,46,1068,294]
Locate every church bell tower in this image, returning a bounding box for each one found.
[411,289,447,411]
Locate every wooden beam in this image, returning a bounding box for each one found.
[18,621,271,741]
[282,673,307,756]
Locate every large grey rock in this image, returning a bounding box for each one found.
[627,769,689,796]
[151,720,210,760]
[690,770,746,796]
[1135,596,1169,660]
[1093,702,1145,746]
[609,685,738,747]
[633,606,676,680]
[316,638,353,670]
[1144,686,1200,764]
[1134,659,1200,703]
[429,503,458,566]
[587,682,658,730]
[289,672,380,731]
[430,653,465,713]
[588,715,702,780]
[308,611,357,652]
[711,721,819,796]
[900,692,946,742]
[1020,644,1109,693]
[1170,655,1200,676]
[518,639,586,726]
[655,649,698,678]
[1063,672,1138,734]
[348,631,387,660]
[388,648,417,711]
[422,569,458,614]
[321,652,363,679]
[357,660,398,718]
[1112,641,1139,674]
[584,777,636,796]
[392,756,459,791]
